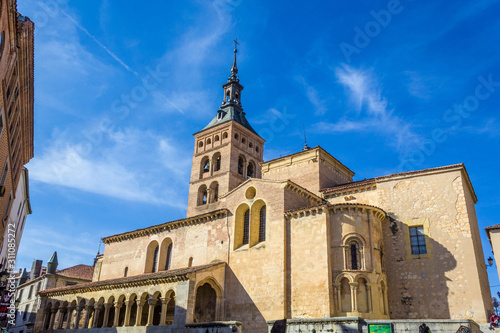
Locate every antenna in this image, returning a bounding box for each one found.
[302,123,310,151]
[97,242,101,255]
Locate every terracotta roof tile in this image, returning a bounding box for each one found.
[56,264,94,281]
[40,262,224,295]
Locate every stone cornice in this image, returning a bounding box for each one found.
[39,263,225,297]
[102,209,228,244]
[285,203,387,222]
[220,178,323,204]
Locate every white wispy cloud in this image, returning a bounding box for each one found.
[313,65,421,153]
[297,77,328,116]
[28,127,191,208]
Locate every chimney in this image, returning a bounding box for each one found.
[30,259,42,280]
[46,251,58,274]
[18,268,28,285]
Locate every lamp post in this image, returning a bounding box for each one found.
[488,257,494,267]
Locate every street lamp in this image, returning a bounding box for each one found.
[488,257,494,267]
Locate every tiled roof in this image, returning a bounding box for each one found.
[39,263,224,296]
[201,105,259,135]
[321,164,465,194]
[485,224,500,241]
[56,264,94,281]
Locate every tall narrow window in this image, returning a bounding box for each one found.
[247,161,254,178]
[203,159,210,173]
[165,243,173,270]
[259,205,266,242]
[351,243,358,270]
[198,185,208,206]
[124,267,128,277]
[238,157,244,175]
[409,226,427,255]
[188,257,193,267]
[242,209,250,245]
[152,246,159,273]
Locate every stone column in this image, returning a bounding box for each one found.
[160,297,170,325]
[73,305,83,329]
[113,302,123,327]
[92,303,102,328]
[48,308,57,330]
[147,297,157,326]
[103,302,112,327]
[65,306,75,329]
[123,300,132,326]
[349,283,358,312]
[367,283,377,314]
[333,283,341,314]
[56,307,66,329]
[383,286,389,315]
[83,305,92,328]
[134,299,146,326]
[209,159,213,176]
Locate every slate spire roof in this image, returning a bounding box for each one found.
[200,40,260,136]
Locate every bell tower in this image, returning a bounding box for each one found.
[186,41,265,217]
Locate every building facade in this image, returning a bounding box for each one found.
[0,0,34,279]
[0,167,31,270]
[33,47,492,333]
[10,253,94,333]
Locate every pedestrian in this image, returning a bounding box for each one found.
[419,323,430,333]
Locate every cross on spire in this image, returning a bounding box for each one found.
[231,38,239,75]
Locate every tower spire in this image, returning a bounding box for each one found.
[303,123,310,151]
[231,38,239,77]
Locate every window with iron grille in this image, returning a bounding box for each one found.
[409,226,427,255]
[259,206,266,242]
[242,209,249,245]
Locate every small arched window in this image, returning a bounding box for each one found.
[165,243,173,271]
[256,146,260,153]
[152,246,159,272]
[188,257,193,267]
[198,185,208,206]
[349,240,362,270]
[124,267,128,277]
[210,182,219,203]
[198,141,203,148]
[259,205,266,242]
[242,138,246,144]
[249,142,253,148]
[207,138,211,145]
[213,154,221,172]
[247,161,255,178]
[242,209,250,245]
[238,156,245,175]
[222,132,228,139]
[214,135,220,142]
[203,159,210,173]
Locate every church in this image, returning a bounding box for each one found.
[33,45,493,333]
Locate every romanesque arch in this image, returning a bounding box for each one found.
[159,237,173,271]
[144,240,160,273]
[234,203,250,249]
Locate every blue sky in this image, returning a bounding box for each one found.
[16,0,500,298]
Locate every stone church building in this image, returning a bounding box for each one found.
[33,48,493,332]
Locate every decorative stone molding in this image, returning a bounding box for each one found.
[102,210,228,244]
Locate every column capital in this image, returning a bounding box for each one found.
[67,305,76,311]
[115,301,123,308]
[160,297,170,305]
[104,302,113,309]
[136,299,146,307]
[94,303,102,310]
[50,307,58,313]
[148,298,158,306]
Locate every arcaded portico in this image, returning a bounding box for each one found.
[35,263,225,332]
